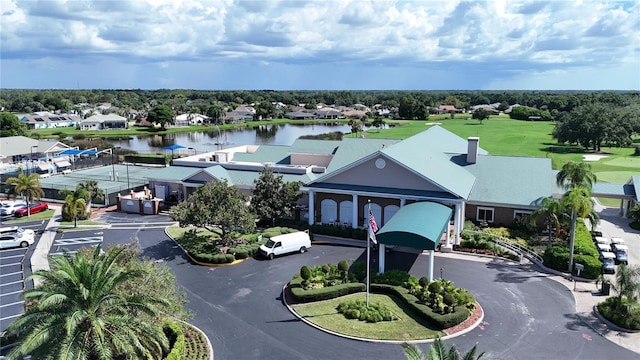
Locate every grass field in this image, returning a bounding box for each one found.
[368,115,639,189]
[292,292,444,340]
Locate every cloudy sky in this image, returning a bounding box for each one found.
[1,0,638,90]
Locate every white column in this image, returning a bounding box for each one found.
[352,194,359,229]
[308,191,315,225]
[427,250,434,282]
[454,203,462,245]
[378,244,385,274]
[445,223,451,246]
[400,198,406,207]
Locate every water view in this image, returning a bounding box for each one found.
[108,123,376,154]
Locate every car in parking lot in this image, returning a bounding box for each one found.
[14,202,48,217]
[611,243,629,265]
[599,251,616,274]
[0,201,26,216]
[0,226,36,249]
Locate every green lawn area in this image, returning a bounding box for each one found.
[3,210,54,224]
[291,293,444,341]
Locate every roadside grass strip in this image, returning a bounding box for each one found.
[292,293,443,341]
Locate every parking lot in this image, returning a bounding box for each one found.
[0,247,29,332]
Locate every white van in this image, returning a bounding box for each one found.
[259,230,311,260]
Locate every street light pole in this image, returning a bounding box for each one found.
[111,148,116,181]
[30,145,37,175]
[126,161,130,191]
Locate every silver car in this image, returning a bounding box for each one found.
[0,201,27,216]
[0,226,36,249]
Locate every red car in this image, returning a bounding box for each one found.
[14,202,48,217]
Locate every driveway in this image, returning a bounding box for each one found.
[66,222,638,360]
[595,203,640,266]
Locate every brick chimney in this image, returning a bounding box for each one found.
[467,137,479,164]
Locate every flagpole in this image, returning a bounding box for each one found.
[366,200,371,308]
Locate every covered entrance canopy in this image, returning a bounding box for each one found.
[377,201,453,250]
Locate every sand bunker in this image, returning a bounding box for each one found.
[583,154,609,162]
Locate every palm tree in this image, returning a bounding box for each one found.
[60,188,88,228]
[556,161,597,190]
[402,339,484,360]
[530,197,563,246]
[562,187,595,272]
[6,170,44,217]
[78,179,104,211]
[5,245,169,360]
[612,264,640,306]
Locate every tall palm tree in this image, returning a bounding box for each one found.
[78,179,104,209]
[60,189,88,228]
[530,197,563,246]
[612,264,640,306]
[556,161,597,190]
[401,339,484,360]
[6,170,44,217]
[5,245,169,360]
[562,187,595,272]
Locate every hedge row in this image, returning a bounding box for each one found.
[191,253,235,264]
[288,277,470,329]
[542,222,600,279]
[164,321,185,360]
[289,275,365,303]
[309,224,367,240]
[370,284,470,329]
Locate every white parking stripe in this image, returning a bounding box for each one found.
[0,278,24,285]
[0,300,24,310]
[0,289,23,297]
[0,312,23,322]
[0,262,21,267]
[0,254,26,261]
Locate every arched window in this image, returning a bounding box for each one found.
[339,201,353,225]
[321,199,337,224]
[384,205,399,226]
[363,203,382,228]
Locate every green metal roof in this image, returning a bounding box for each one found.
[231,145,291,164]
[326,138,399,173]
[463,155,555,206]
[145,166,200,181]
[290,139,341,155]
[306,183,459,199]
[376,202,452,250]
[382,130,476,199]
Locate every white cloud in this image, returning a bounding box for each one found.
[0,0,638,89]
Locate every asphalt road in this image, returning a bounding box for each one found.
[63,222,637,360]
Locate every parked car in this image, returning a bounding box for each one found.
[611,244,629,265]
[596,243,612,253]
[0,201,27,216]
[0,226,36,249]
[610,237,625,246]
[599,251,616,274]
[14,202,48,217]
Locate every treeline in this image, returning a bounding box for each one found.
[0,89,638,116]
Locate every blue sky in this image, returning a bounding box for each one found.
[1,0,639,90]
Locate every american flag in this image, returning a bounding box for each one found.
[369,210,378,233]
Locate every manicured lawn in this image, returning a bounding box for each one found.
[291,293,444,340]
[166,225,220,240]
[3,209,54,224]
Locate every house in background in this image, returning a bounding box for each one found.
[20,112,81,130]
[79,114,128,130]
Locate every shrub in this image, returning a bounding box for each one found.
[164,322,185,360]
[349,261,367,282]
[428,281,442,294]
[300,265,311,281]
[598,297,640,330]
[336,299,394,323]
[289,276,365,303]
[419,276,429,287]
[371,270,413,286]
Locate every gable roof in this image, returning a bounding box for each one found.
[326,138,399,173]
[417,125,488,155]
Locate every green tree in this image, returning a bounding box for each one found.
[561,187,595,272]
[78,179,104,209]
[628,204,640,224]
[611,264,640,307]
[6,170,44,217]
[250,166,302,227]
[169,180,255,244]
[556,161,597,191]
[147,104,174,129]
[60,187,89,227]
[372,115,386,132]
[530,197,564,246]
[401,338,484,360]
[348,118,362,137]
[0,112,27,137]
[5,246,169,360]
[472,108,490,124]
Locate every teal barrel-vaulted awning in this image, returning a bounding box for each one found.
[376,202,453,250]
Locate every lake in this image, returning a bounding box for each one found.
[108,123,379,154]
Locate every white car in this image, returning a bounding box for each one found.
[0,226,36,249]
[0,201,27,216]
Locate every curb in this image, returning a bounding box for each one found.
[592,305,640,334]
[280,284,484,344]
[162,227,251,267]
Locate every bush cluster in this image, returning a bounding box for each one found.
[309,223,367,240]
[543,222,600,279]
[337,299,395,323]
[288,260,476,329]
[597,297,640,330]
[164,322,186,360]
